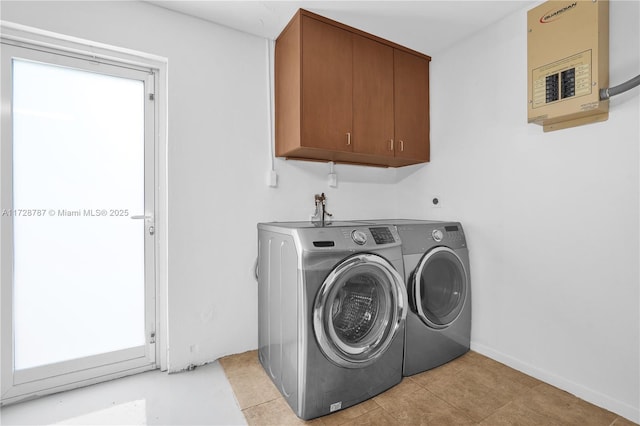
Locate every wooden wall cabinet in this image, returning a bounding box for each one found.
[275,9,431,168]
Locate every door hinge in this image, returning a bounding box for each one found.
[150,331,156,344]
[149,93,155,101]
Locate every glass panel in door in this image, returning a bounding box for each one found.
[12,59,146,370]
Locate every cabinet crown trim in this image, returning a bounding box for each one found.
[290,9,431,62]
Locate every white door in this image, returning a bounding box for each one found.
[1,41,157,404]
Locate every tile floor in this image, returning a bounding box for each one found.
[220,350,638,426]
[2,351,636,426]
[0,361,246,425]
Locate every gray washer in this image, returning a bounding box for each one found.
[257,221,408,420]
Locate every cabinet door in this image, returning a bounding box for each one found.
[394,50,430,162]
[301,16,353,152]
[353,34,394,157]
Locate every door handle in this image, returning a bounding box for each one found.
[131,214,155,235]
[131,215,153,220]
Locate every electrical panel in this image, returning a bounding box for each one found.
[527,0,609,132]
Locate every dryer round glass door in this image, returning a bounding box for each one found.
[412,247,467,329]
[313,253,407,368]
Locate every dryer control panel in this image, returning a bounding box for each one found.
[444,225,465,244]
[398,222,467,255]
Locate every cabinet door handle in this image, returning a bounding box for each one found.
[400,140,404,152]
[346,132,351,145]
[390,139,394,151]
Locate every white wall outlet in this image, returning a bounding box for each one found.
[431,196,442,208]
[328,172,337,188]
[268,170,278,187]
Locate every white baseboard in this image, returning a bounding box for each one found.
[470,342,640,424]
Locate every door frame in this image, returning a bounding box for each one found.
[0,21,169,405]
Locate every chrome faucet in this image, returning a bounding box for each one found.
[312,193,333,227]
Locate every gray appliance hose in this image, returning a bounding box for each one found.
[600,74,640,100]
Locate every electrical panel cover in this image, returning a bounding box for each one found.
[527,0,609,132]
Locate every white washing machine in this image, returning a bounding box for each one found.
[363,219,471,376]
[257,221,407,420]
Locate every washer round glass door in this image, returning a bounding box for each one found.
[412,247,467,329]
[313,253,407,368]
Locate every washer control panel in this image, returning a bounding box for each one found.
[336,226,399,248]
[369,227,396,244]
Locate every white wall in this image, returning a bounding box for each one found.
[397,1,639,422]
[1,0,406,372]
[2,0,638,422]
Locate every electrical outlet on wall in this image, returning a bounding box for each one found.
[431,196,442,208]
[267,170,278,187]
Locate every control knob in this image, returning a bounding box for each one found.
[351,230,367,245]
[432,229,444,242]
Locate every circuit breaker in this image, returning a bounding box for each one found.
[527,0,609,132]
